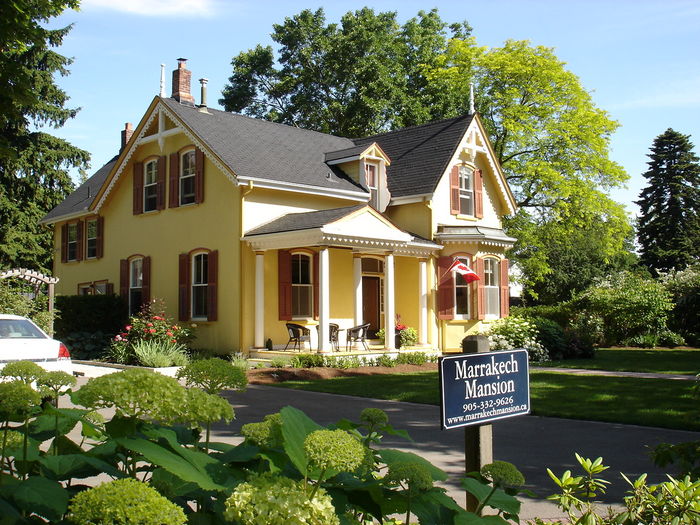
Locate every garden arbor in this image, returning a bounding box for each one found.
[0,268,59,335]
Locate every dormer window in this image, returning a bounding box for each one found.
[143,160,159,212]
[459,166,474,216]
[365,162,379,208]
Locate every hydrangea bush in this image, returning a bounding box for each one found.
[484,316,550,362]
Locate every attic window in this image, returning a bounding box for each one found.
[143,160,159,212]
[365,163,377,189]
[458,165,474,216]
[180,150,196,205]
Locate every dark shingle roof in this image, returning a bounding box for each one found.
[353,115,474,198]
[162,98,362,193]
[324,144,368,163]
[41,156,119,223]
[244,205,365,236]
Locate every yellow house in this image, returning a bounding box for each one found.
[41,59,517,355]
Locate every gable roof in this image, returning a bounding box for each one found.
[244,205,365,236]
[41,155,118,223]
[160,98,363,193]
[353,115,474,198]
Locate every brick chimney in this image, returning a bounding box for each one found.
[172,58,195,105]
[120,122,133,152]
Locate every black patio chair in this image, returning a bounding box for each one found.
[284,323,310,351]
[346,322,370,351]
[315,323,341,351]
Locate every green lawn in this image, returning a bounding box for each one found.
[537,347,700,375]
[274,370,699,431]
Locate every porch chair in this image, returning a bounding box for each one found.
[284,323,310,351]
[346,322,370,351]
[315,323,341,351]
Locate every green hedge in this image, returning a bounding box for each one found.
[54,294,127,340]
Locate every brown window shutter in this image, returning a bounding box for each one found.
[133,162,144,215]
[450,165,460,215]
[475,258,485,320]
[106,282,114,295]
[156,156,166,210]
[313,252,319,320]
[142,256,151,306]
[194,148,205,204]
[437,256,454,320]
[169,152,180,208]
[96,217,104,258]
[278,249,292,321]
[75,221,84,261]
[207,250,218,321]
[60,224,68,263]
[178,253,190,322]
[474,169,484,218]
[119,259,129,298]
[500,258,510,318]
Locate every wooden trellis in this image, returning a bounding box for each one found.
[0,269,59,335]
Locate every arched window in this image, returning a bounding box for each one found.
[191,251,209,319]
[458,165,474,216]
[291,252,313,318]
[129,257,143,315]
[180,150,196,205]
[454,256,472,318]
[483,258,500,317]
[143,159,159,212]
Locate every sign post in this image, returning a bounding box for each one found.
[439,336,530,511]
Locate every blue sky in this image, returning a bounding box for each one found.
[50,0,700,215]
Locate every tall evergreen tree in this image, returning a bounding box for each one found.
[636,129,700,274]
[0,0,89,272]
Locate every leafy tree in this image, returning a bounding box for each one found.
[636,128,700,274]
[0,0,89,272]
[220,7,471,137]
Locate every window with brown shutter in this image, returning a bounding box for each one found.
[194,148,205,204]
[499,258,510,317]
[75,220,84,261]
[119,259,129,298]
[95,217,104,259]
[178,254,190,322]
[278,250,292,320]
[60,224,68,263]
[475,258,485,320]
[169,152,179,208]
[449,165,460,215]
[156,156,166,210]
[207,250,218,321]
[142,256,151,305]
[437,256,454,320]
[133,162,144,215]
[474,169,484,219]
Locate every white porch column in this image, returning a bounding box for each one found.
[384,252,395,351]
[254,251,265,348]
[353,255,363,326]
[419,258,428,345]
[318,247,331,353]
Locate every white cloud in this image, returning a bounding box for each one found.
[82,0,219,17]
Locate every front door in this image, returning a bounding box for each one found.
[362,276,380,337]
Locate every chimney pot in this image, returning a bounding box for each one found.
[172,58,195,105]
[199,78,209,108]
[121,122,133,152]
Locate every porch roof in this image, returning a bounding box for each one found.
[434,225,517,248]
[242,205,442,255]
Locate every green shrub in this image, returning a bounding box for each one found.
[530,318,567,360]
[67,478,187,525]
[61,331,112,360]
[484,317,549,362]
[290,353,325,368]
[176,357,247,394]
[511,303,573,328]
[132,339,190,367]
[375,354,396,367]
[324,355,362,369]
[269,358,286,368]
[0,279,54,333]
[658,329,686,348]
[377,326,418,347]
[661,264,700,346]
[54,294,127,340]
[395,352,428,366]
[577,271,673,345]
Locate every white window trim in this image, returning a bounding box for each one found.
[85,219,98,259]
[483,258,500,319]
[459,165,474,216]
[180,149,196,206]
[143,159,158,212]
[291,252,313,319]
[453,256,472,320]
[191,251,209,321]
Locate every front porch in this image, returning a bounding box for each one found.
[248,341,440,366]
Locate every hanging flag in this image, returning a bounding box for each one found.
[447,259,480,283]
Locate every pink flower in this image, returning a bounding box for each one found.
[114,335,122,341]
[149,328,156,334]
[166,331,173,337]
[171,339,177,343]
[147,322,153,327]
[125,325,132,331]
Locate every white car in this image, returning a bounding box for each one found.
[0,314,73,375]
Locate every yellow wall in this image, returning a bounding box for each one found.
[385,201,432,240]
[54,131,242,352]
